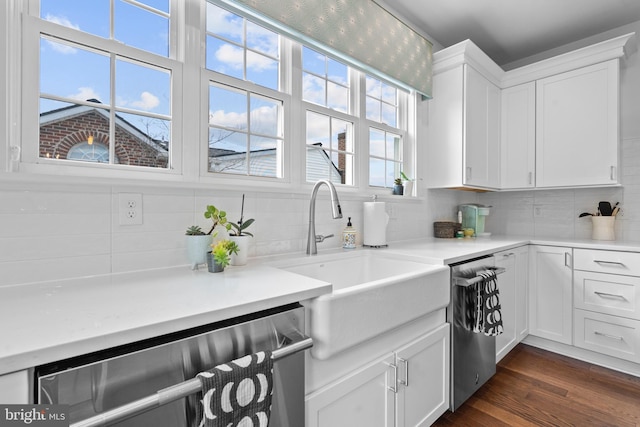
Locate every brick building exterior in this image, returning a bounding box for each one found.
[39,103,168,168]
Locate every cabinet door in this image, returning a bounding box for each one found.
[306,353,395,427]
[0,371,30,403]
[515,245,530,341]
[395,324,450,427]
[495,250,517,362]
[529,245,573,344]
[536,60,619,187]
[427,65,465,189]
[464,65,501,189]
[501,82,536,189]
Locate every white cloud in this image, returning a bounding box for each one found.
[209,109,246,129]
[206,5,243,39]
[246,51,277,72]
[44,14,80,30]
[131,91,160,111]
[45,39,77,55]
[68,87,101,102]
[215,44,244,70]
[43,15,80,55]
[209,104,278,133]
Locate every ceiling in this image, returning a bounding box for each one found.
[388,0,640,67]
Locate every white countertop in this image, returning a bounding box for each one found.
[4,234,640,377]
[0,264,331,376]
[382,235,640,265]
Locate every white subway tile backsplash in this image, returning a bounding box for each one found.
[0,256,112,287]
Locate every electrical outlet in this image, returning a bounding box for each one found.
[118,193,143,225]
[533,205,543,218]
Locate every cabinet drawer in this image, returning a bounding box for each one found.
[574,309,640,363]
[573,249,640,277]
[574,270,640,320]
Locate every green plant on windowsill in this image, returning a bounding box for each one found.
[204,205,232,236]
[393,177,404,195]
[210,239,239,269]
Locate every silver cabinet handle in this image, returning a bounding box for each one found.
[388,363,398,393]
[466,166,472,181]
[594,260,626,267]
[594,331,624,341]
[564,252,572,268]
[594,291,627,300]
[398,358,408,386]
[528,172,533,185]
[611,166,616,181]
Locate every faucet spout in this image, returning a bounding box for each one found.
[307,180,343,255]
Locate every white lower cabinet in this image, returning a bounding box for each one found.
[495,245,529,361]
[0,370,30,403]
[574,309,640,363]
[306,324,450,427]
[573,249,640,363]
[529,245,573,345]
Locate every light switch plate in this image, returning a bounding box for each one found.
[118,193,143,225]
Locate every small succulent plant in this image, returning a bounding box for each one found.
[185,225,205,236]
[211,239,239,268]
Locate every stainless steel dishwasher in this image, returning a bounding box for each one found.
[448,255,504,411]
[35,303,310,427]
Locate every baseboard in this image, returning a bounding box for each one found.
[522,335,640,378]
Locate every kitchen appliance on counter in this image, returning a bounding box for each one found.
[36,304,310,427]
[458,204,491,237]
[448,255,504,411]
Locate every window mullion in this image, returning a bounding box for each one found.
[109,52,117,164]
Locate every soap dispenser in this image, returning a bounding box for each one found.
[343,217,356,249]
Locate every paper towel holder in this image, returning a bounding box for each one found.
[363,194,389,248]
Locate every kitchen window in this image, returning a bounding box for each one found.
[208,83,284,178]
[205,2,280,91]
[365,76,407,188]
[17,0,416,191]
[23,0,177,172]
[204,3,285,179]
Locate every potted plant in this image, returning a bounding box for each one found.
[185,204,232,270]
[227,195,255,266]
[400,171,414,197]
[207,239,239,273]
[185,225,213,270]
[392,177,404,195]
[204,205,232,235]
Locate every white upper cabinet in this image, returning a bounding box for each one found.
[465,66,502,189]
[427,40,503,190]
[535,60,619,188]
[428,33,633,191]
[501,82,536,189]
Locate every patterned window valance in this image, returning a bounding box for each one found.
[220,0,433,97]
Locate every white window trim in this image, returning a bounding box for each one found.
[3,0,418,198]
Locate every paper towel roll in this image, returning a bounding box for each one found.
[363,202,389,246]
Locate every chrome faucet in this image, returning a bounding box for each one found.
[307,180,343,255]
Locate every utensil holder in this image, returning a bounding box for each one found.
[591,216,615,240]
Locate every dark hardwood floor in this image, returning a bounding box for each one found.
[433,344,640,426]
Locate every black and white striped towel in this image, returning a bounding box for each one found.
[473,270,504,336]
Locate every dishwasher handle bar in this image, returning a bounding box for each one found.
[453,266,505,287]
[70,335,313,427]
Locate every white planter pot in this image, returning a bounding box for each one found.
[403,180,414,197]
[229,235,250,266]
[186,235,213,270]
